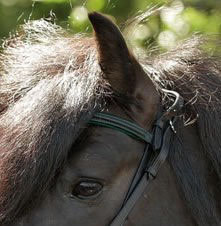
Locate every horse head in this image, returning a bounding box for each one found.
[0,11,221,226]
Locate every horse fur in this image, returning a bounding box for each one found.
[0,12,221,226]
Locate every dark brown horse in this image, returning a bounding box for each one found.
[0,11,221,226]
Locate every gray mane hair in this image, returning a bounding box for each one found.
[0,19,109,225]
[129,10,221,226]
[145,36,221,225]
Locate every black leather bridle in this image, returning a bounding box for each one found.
[88,89,184,226]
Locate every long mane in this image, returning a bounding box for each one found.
[126,9,221,225]
[0,12,221,226]
[146,36,221,225]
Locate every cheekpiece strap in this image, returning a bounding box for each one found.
[88,112,153,144]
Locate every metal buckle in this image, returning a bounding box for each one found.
[161,89,184,119]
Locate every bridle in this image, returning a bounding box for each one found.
[89,89,184,226]
[88,89,184,226]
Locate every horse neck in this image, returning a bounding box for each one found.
[168,121,221,226]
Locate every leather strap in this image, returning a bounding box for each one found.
[110,172,152,226]
[122,144,151,206]
[109,119,175,226]
[89,113,153,143]
[147,119,175,178]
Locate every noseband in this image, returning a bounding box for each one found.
[88,89,184,226]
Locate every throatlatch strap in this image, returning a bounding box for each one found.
[88,113,153,143]
[109,120,174,226]
[110,172,152,226]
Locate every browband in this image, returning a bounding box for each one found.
[88,112,153,143]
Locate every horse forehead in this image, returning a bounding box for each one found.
[71,128,138,159]
[62,127,143,177]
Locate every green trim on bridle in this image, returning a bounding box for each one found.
[88,112,153,143]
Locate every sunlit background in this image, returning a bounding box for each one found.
[0,0,220,50]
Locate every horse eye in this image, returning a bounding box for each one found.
[72,180,103,199]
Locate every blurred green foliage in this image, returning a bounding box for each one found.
[0,0,220,49]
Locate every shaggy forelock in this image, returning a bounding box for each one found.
[0,19,109,225]
[0,19,107,111]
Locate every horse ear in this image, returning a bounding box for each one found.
[88,12,135,95]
